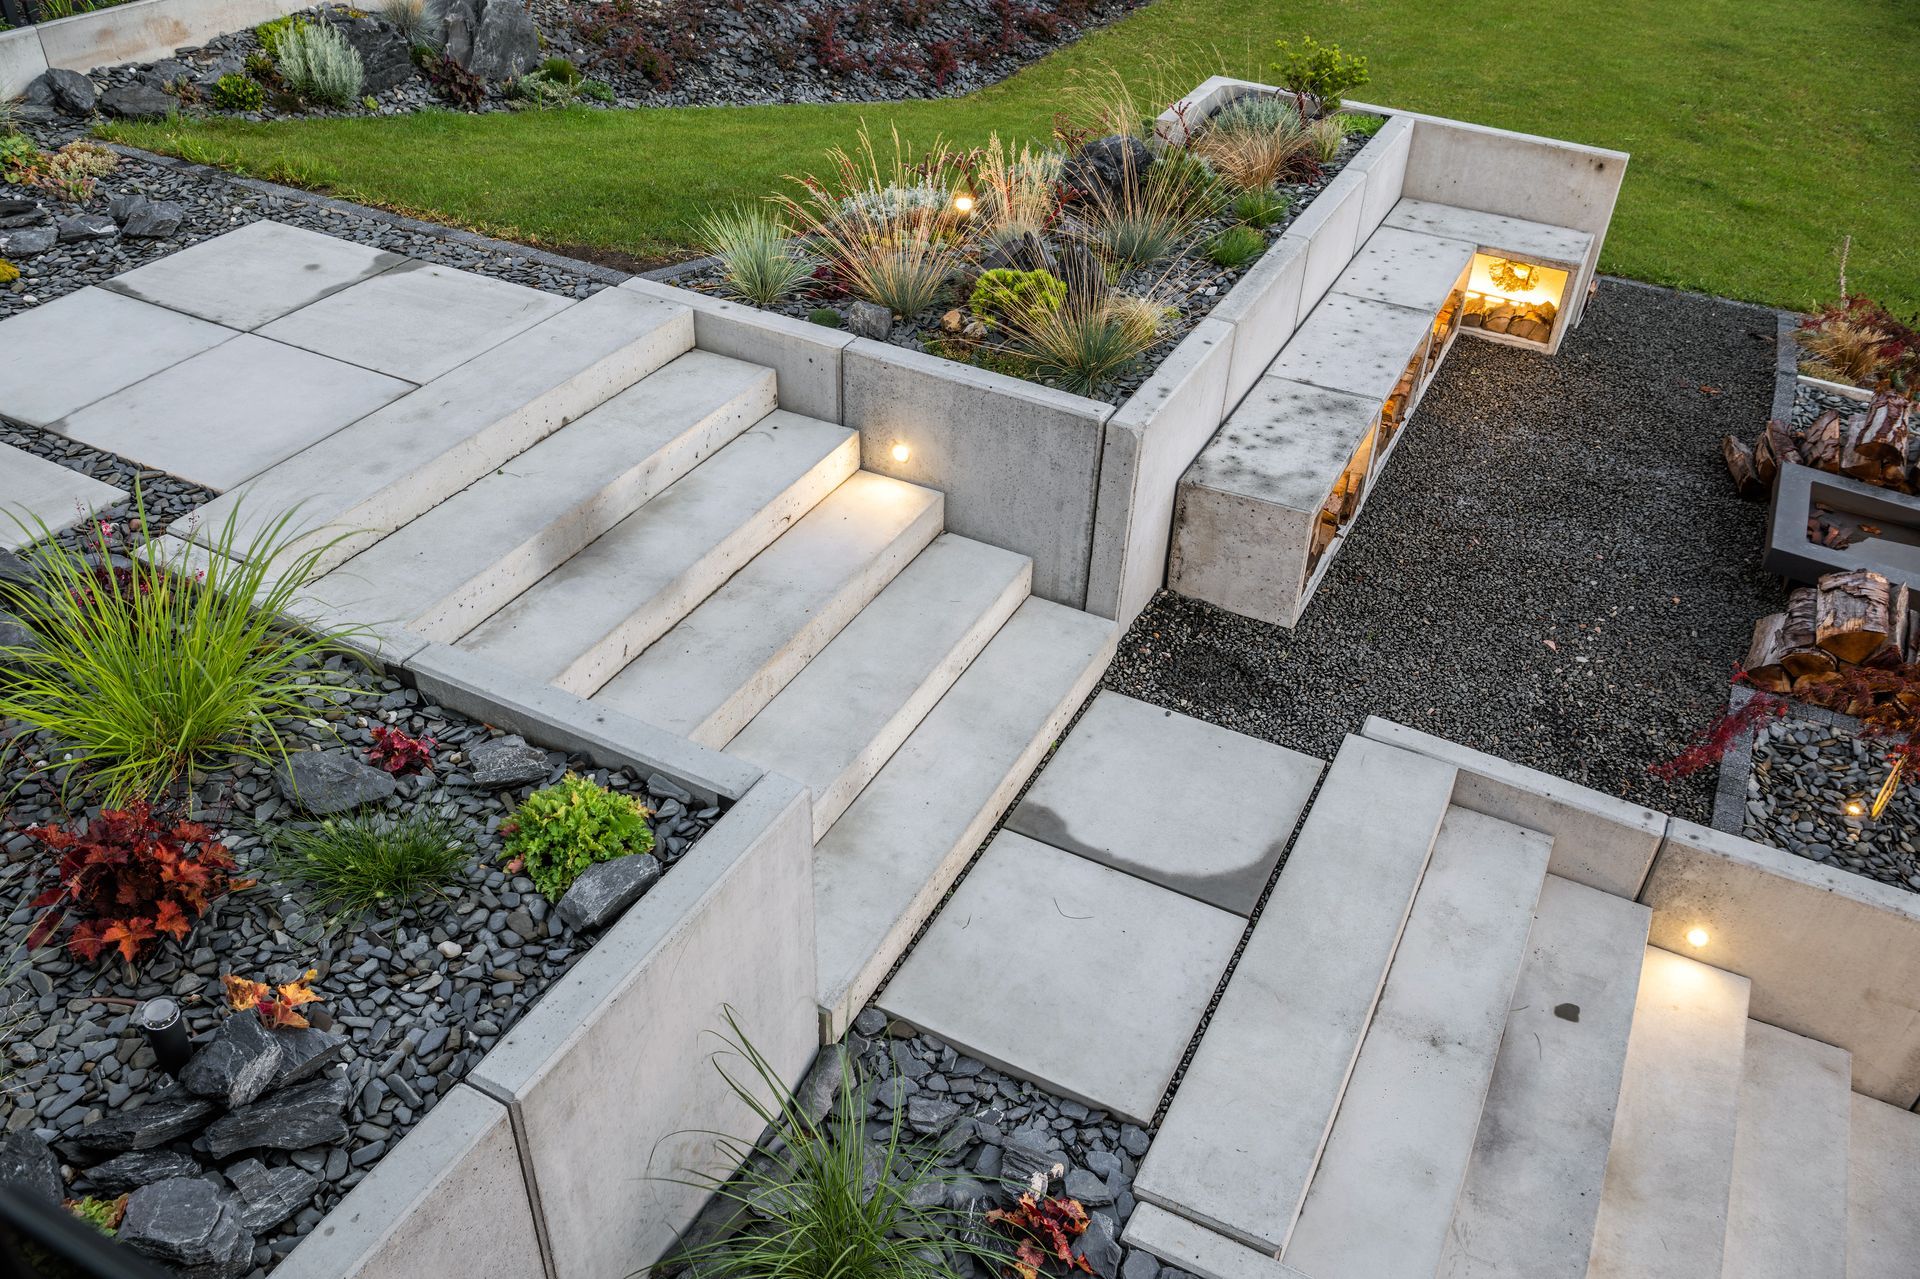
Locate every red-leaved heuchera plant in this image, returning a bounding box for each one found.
[366,725,435,776]
[26,805,236,965]
[987,1194,1097,1279]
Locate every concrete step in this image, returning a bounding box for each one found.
[455,412,858,695]
[1584,948,1751,1279]
[1124,1204,1312,1279]
[300,350,776,639]
[590,471,944,747]
[1283,809,1551,1279]
[174,288,693,577]
[1436,876,1650,1279]
[1847,1091,1920,1277]
[1721,1021,1850,1279]
[1132,735,1459,1255]
[724,534,1031,841]
[0,443,125,550]
[812,597,1115,1040]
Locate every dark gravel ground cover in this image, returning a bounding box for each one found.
[1105,277,1787,821]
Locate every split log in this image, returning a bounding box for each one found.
[1722,435,1761,496]
[1793,669,1845,697]
[1859,392,1913,461]
[1815,569,1895,664]
[1842,427,1888,482]
[1742,613,1794,692]
[1804,409,1846,471]
[1865,585,1912,668]
[1754,421,1794,485]
[1780,587,1838,679]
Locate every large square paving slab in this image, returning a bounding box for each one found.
[101,220,407,331]
[53,335,413,490]
[0,288,236,427]
[257,260,573,382]
[0,442,125,549]
[878,831,1243,1124]
[1009,691,1323,915]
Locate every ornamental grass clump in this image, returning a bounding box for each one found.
[996,292,1168,395]
[698,204,814,307]
[0,496,361,807]
[670,1011,1015,1279]
[263,809,470,920]
[1205,224,1266,268]
[1307,116,1347,164]
[1078,151,1221,270]
[501,772,653,900]
[277,20,365,107]
[970,133,1062,239]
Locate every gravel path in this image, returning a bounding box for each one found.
[1104,277,1787,821]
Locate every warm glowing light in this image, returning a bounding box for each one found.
[891,442,911,463]
[1845,799,1866,817]
[1466,252,1569,310]
[952,193,975,214]
[1685,927,1710,948]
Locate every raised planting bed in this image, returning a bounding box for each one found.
[0,483,816,1276]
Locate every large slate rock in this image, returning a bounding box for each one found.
[0,198,49,229]
[42,68,98,116]
[1073,1210,1123,1279]
[0,1132,63,1205]
[20,75,54,107]
[846,300,893,339]
[331,14,415,93]
[268,1024,348,1088]
[468,735,549,788]
[555,852,661,932]
[0,610,36,673]
[58,212,120,244]
[180,1011,285,1108]
[101,82,177,121]
[118,195,185,239]
[0,224,58,258]
[1062,135,1153,204]
[276,750,397,815]
[119,1177,254,1277]
[443,0,538,81]
[203,1074,350,1159]
[75,1091,218,1152]
[224,1157,319,1231]
[81,1149,204,1195]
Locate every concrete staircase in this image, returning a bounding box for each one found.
[178,291,1113,1043]
[1121,734,1920,1279]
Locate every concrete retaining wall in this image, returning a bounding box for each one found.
[1,0,311,97]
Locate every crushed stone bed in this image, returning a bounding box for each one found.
[1739,715,1920,891]
[1104,277,1786,822]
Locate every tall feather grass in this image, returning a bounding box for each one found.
[0,493,362,807]
[668,1011,1014,1279]
[995,292,1169,395]
[1077,148,1221,270]
[971,133,1062,239]
[698,205,814,307]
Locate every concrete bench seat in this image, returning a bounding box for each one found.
[1326,225,1476,316]
[1384,197,1594,276]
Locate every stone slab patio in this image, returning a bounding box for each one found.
[0,440,125,549]
[877,830,1242,1124]
[0,287,234,427]
[1007,690,1322,915]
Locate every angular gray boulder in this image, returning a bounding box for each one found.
[204,1073,350,1159]
[468,735,549,788]
[224,1158,319,1231]
[100,82,177,121]
[118,195,186,239]
[75,1091,218,1152]
[555,852,661,932]
[39,68,98,117]
[119,1177,254,1278]
[443,0,538,82]
[180,1011,285,1108]
[80,1149,204,1195]
[0,224,57,259]
[332,14,417,93]
[0,1132,64,1205]
[276,750,397,815]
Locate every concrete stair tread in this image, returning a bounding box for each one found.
[0,442,125,550]
[1584,947,1751,1279]
[1722,1020,1850,1279]
[1132,735,1459,1255]
[174,288,693,575]
[1282,807,1553,1279]
[1848,1091,1920,1278]
[812,596,1115,1039]
[1124,1204,1311,1279]
[300,350,776,639]
[725,533,1032,841]
[1436,875,1651,1279]
[590,470,944,748]
[454,411,857,694]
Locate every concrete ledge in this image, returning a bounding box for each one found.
[1640,818,1920,1107]
[1348,113,1415,242]
[3,0,312,96]
[272,1084,545,1279]
[406,641,763,804]
[1209,235,1309,413]
[1085,318,1234,624]
[841,337,1113,608]
[467,772,817,1278]
[1360,717,1664,897]
[1124,1203,1310,1279]
[620,279,855,423]
[1286,168,1369,316]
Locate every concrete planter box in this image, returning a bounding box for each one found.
[1,0,313,97]
[1766,461,1920,591]
[264,649,817,1279]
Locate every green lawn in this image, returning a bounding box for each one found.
[106,0,1918,311]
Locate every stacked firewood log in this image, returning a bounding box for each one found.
[1461,295,1555,344]
[1724,389,1915,497]
[1744,570,1917,700]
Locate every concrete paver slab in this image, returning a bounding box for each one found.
[101,220,406,330]
[0,287,234,428]
[0,442,125,549]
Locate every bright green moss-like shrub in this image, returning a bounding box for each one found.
[968,267,1066,327]
[211,73,267,112]
[502,773,654,900]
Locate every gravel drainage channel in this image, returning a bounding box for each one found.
[1104,276,1789,822]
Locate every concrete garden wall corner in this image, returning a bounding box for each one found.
[622,278,856,423]
[2,0,313,97]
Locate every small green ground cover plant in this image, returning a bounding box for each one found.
[1204,223,1265,268]
[969,267,1067,327]
[263,808,470,919]
[1271,34,1369,108]
[211,72,267,113]
[0,500,359,806]
[501,772,653,900]
[672,1012,1016,1279]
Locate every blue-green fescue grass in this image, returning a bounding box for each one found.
[669,1011,1015,1279]
[697,204,815,307]
[0,495,361,807]
[262,808,472,920]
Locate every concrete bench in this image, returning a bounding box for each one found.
[1170,198,1595,627]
